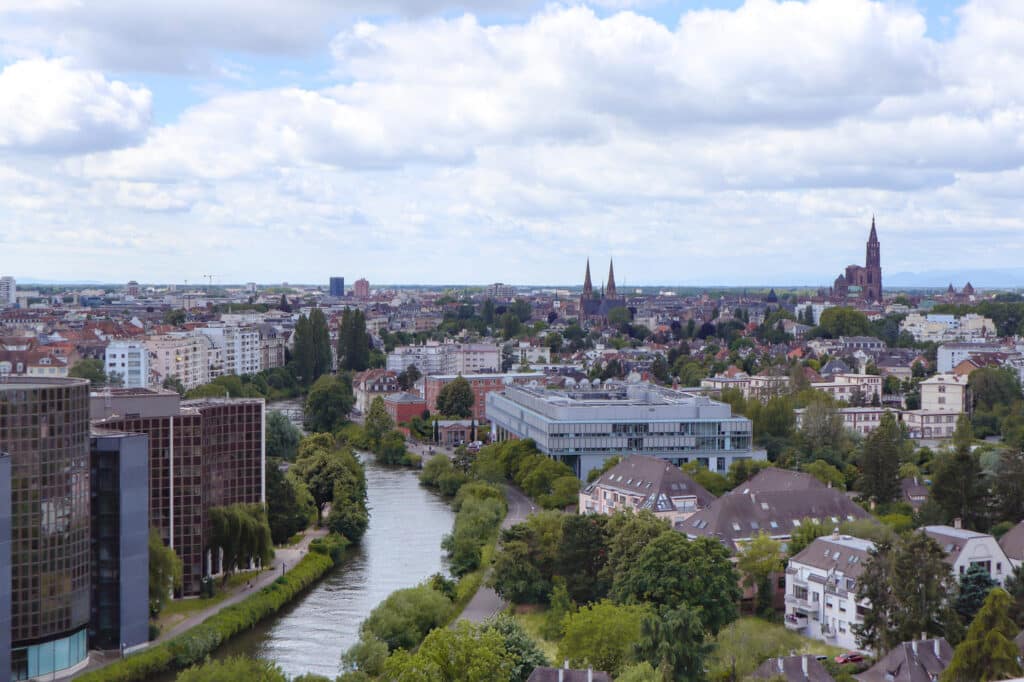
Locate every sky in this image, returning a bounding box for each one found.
[1,0,1022,286]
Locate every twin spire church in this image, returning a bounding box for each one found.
[579,259,626,323]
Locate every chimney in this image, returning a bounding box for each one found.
[953,517,962,529]
[934,638,941,658]
[777,658,784,673]
[912,639,918,656]
[558,669,564,682]
[802,656,808,676]
[588,669,593,682]
[827,479,833,488]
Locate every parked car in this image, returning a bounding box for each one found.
[835,652,864,664]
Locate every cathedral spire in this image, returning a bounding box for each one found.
[869,215,878,243]
[583,259,593,298]
[606,259,617,299]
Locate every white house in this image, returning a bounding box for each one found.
[784,535,874,652]
[923,524,1012,585]
[104,340,150,389]
[918,374,968,413]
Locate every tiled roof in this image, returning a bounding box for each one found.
[854,638,952,682]
[999,520,1024,562]
[751,655,835,681]
[584,454,716,514]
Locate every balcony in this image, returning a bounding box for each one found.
[784,613,809,631]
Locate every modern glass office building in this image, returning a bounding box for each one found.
[486,381,766,479]
[0,377,92,679]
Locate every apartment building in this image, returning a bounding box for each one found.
[918,373,968,412]
[784,535,874,652]
[901,313,995,343]
[145,333,213,390]
[937,342,1013,373]
[794,406,895,436]
[104,340,150,388]
[386,342,500,375]
[427,372,542,422]
[810,373,882,404]
[0,276,15,307]
[198,324,261,377]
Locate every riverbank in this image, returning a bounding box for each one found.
[76,531,345,682]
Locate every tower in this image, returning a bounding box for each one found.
[865,216,882,301]
[606,259,617,300]
[583,259,593,298]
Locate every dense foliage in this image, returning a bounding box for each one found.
[291,434,369,544]
[207,503,274,580]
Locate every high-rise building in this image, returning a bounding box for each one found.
[329,277,345,297]
[125,281,140,298]
[1,450,11,682]
[91,389,265,595]
[483,283,514,300]
[89,432,149,653]
[0,276,15,307]
[353,278,370,298]
[1,377,92,680]
[104,341,150,389]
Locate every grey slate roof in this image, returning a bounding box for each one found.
[999,520,1024,562]
[790,536,875,583]
[854,638,953,682]
[751,655,835,681]
[683,469,871,550]
[584,454,716,514]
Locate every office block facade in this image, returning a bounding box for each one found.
[89,432,150,652]
[1,377,92,680]
[487,382,764,479]
[92,389,265,595]
[329,277,345,297]
[1,451,10,682]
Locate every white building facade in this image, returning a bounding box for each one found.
[104,340,150,389]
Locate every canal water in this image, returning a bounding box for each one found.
[203,456,455,679]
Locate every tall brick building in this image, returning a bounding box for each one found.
[831,218,882,302]
[91,389,265,595]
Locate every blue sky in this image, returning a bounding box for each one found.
[1,0,1022,286]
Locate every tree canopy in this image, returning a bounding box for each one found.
[436,376,475,418]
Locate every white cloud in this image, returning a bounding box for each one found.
[0,58,151,153]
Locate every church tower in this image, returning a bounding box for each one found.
[583,259,593,298]
[606,259,617,300]
[865,216,882,301]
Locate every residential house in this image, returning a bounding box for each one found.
[751,655,835,681]
[794,406,894,437]
[901,410,960,439]
[579,454,715,524]
[900,477,929,510]
[784,535,873,652]
[918,374,968,413]
[353,369,401,413]
[384,392,427,424]
[998,520,1024,569]
[854,637,953,682]
[683,469,871,551]
[923,523,1011,585]
[811,373,882,404]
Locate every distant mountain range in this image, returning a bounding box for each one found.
[884,268,1024,289]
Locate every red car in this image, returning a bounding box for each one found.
[835,652,864,664]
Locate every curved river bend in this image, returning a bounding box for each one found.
[205,456,455,679]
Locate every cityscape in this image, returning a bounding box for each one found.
[3,1,1024,682]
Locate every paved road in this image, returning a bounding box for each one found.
[458,485,535,623]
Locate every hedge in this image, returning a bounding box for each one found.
[77,535,346,682]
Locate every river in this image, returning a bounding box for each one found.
[204,456,455,679]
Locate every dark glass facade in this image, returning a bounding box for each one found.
[1,450,11,682]
[0,377,92,679]
[90,432,150,652]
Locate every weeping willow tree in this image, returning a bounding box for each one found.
[208,503,274,581]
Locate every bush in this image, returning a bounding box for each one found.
[77,538,343,682]
[359,584,453,652]
[442,493,506,576]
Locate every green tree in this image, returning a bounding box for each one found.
[613,532,740,636]
[266,410,301,461]
[208,503,274,580]
[377,430,408,466]
[265,459,316,544]
[176,657,287,682]
[556,514,610,604]
[601,510,671,588]
[304,374,355,432]
[481,299,495,325]
[616,662,660,682]
[436,376,475,418]
[857,412,905,504]
[800,460,846,489]
[278,293,292,312]
[943,588,1023,682]
[796,397,851,466]
[162,375,186,395]
[967,367,1021,411]
[149,528,182,615]
[816,307,871,338]
[634,605,709,682]
[991,450,1024,524]
[337,308,371,372]
[382,620,513,682]
[68,358,107,386]
[542,577,575,640]
[558,601,652,676]
[485,614,549,682]
[500,311,522,338]
[786,518,831,558]
[955,563,997,624]
[292,308,332,384]
[360,584,452,651]
[737,532,784,617]
[397,364,422,391]
[930,429,986,530]
[364,396,395,449]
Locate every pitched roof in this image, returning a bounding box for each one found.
[751,655,835,681]
[854,638,953,682]
[684,470,871,550]
[790,536,875,582]
[921,525,991,564]
[584,454,716,514]
[999,520,1024,562]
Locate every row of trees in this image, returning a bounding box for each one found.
[207,503,274,583]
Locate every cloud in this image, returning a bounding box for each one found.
[0,58,151,153]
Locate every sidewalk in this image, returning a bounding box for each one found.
[79,525,328,676]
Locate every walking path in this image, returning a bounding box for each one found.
[458,485,535,623]
[79,525,327,676]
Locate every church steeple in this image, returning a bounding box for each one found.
[583,259,593,298]
[866,216,880,269]
[606,259,617,299]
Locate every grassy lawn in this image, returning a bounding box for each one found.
[156,569,263,626]
[706,617,846,681]
[510,606,559,664]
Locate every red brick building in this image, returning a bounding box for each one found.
[384,392,427,423]
[424,372,543,422]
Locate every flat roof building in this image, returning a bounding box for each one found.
[1,450,11,682]
[486,381,765,479]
